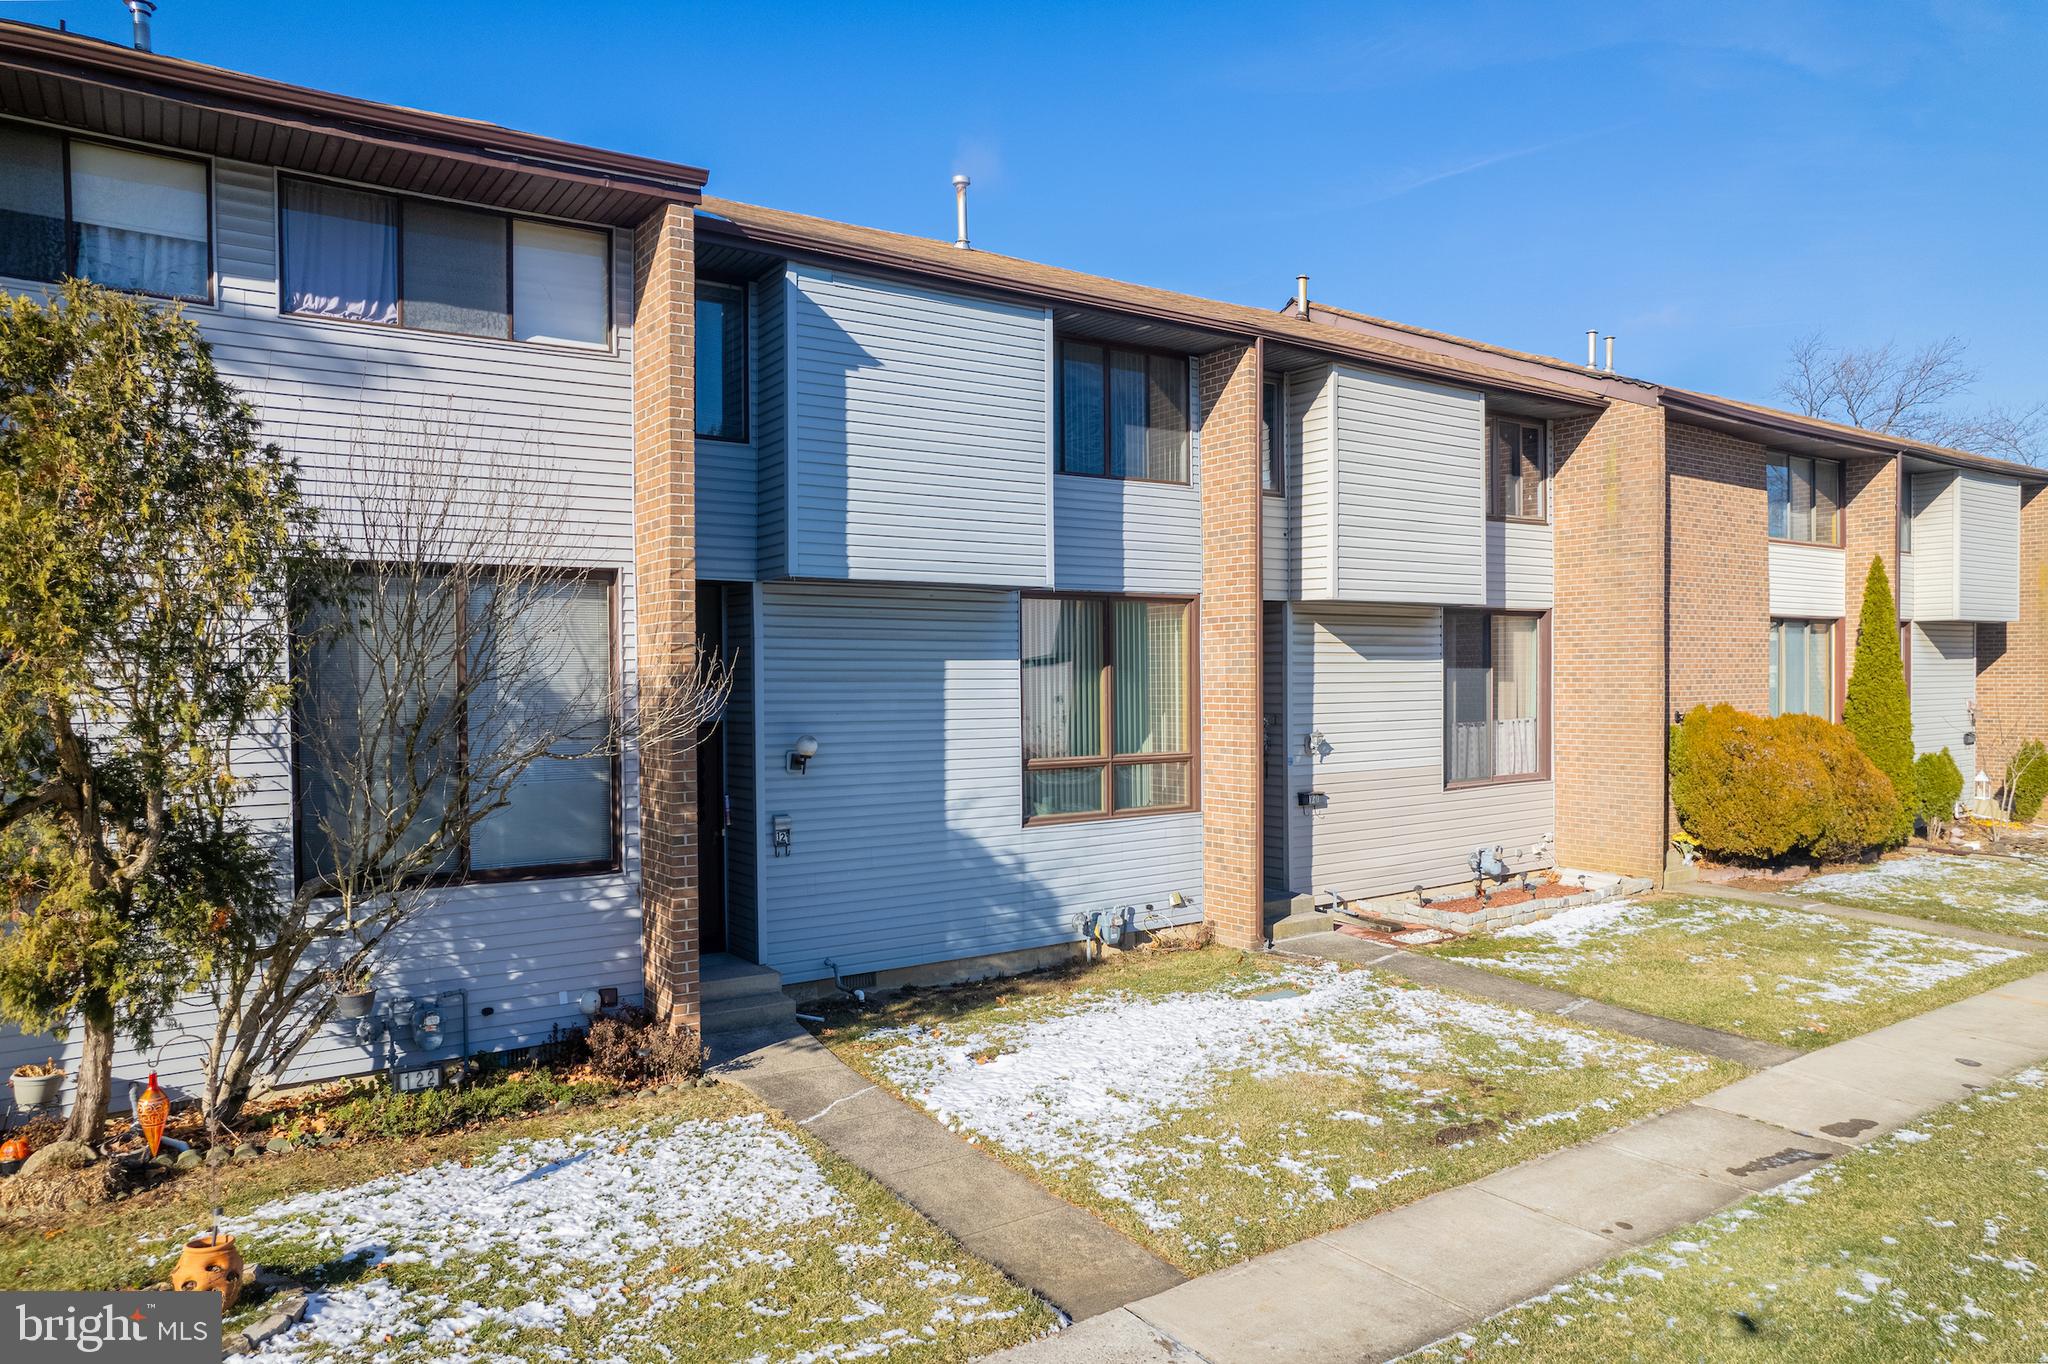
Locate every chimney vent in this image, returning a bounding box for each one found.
[1296,274,1310,319]
[1586,329,1597,368]
[1604,335,1616,372]
[951,174,971,250]
[125,1,156,52]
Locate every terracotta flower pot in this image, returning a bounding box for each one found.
[172,1232,244,1309]
[9,1069,63,1110]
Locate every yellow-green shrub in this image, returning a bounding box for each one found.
[1670,704,1900,863]
[1913,748,1964,831]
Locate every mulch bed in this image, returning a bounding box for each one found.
[1418,881,1585,917]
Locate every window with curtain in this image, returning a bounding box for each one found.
[278,176,609,345]
[1767,453,1842,544]
[1489,416,1545,520]
[1261,377,1283,493]
[696,279,748,440]
[0,126,211,301]
[1056,340,1189,482]
[1769,619,1835,719]
[1022,595,1192,820]
[1444,611,1546,785]
[295,570,618,886]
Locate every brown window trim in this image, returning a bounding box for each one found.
[1053,338,1193,486]
[1765,452,1845,547]
[276,172,615,352]
[1441,608,1552,790]
[697,276,750,444]
[1485,414,1549,525]
[1768,615,1843,723]
[290,564,624,893]
[1021,591,1200,825]
[0,120,217,306]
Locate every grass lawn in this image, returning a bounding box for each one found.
[1411,1066,2048,1362]
[2,1086,1052,1362]
[815,948,1737,1275]
[1428,895,2038,1049]
[1801,853,2048,942]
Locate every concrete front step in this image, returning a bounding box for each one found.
[704,996,799,1034]
[701,953,799,1034]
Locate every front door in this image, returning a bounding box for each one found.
[696,582,728,955]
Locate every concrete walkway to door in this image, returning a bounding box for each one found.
[982,965,2048,1364]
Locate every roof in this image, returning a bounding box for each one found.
[1303,299,1657,391]
[0,21,706,225]
[696,197,1606,410]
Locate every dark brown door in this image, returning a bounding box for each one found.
[696,582,728,956]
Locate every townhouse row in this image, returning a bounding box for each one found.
[1,20,2041,1109]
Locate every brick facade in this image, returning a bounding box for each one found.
[1550,400,1670,879]
[1667,422,1771,716]
[1841,454,1899,684]
[1977,484,2048,789]
[1197,343,1264,949]
[631,204,701,1028]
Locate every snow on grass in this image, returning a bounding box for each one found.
[223,1112,1045,1362]
[838,954,1731,1271]
[1436,895,2030,1045]
[1404,1069,2048,1362]
[1803,855,2048,939]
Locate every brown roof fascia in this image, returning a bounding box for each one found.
[0,21,706,202]
[1662,388,2048,484]
[1303,300,1659,406]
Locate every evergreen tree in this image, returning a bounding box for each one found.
[1842,556,1915,843]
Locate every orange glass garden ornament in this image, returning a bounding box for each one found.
[136,1072,169,1157]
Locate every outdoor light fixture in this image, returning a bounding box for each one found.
[787,735,820,774]
[575,989,603,1018]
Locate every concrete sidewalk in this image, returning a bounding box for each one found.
[707,1020,1184,1322]
[984,966,2048,1364]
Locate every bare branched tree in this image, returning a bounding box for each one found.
[1778,332,2047,465]
[194,412,730,1131]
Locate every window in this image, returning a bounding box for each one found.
[1488,416,1545,520]
[0,124,210,301]
[1021,595,1193,820]
[280,176,610,346]
[295,571,618,886]
[1057,340,1189,482]
[1261,377,1283,493]
[696,279,748,441]
[1444,611,1546,785]
[1769,619,1836,720]
[1767,453,1842,544]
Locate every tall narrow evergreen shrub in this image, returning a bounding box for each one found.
[1841,557,1915,843]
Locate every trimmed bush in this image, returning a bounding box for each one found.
[2008,740,2048,823]
[1841,557,1915,842]
[1671,704,1898,863]
[1913,749,1965,833]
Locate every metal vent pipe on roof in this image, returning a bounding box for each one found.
[1296,274,1310,319]
[1586,329,1597,368]
[125,0,156,52]
[952,174,971,249]
[1605,335,1615,372]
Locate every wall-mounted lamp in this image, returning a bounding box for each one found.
[575,989,603,1018]
[786,735,820,774]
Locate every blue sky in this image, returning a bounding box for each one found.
[11,0,2045,411]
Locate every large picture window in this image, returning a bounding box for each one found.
[295,571,619,886]
[1022,595,1193,821]
[1057,341,1190,482]
[1767,453,1842,545]
[1445,611,1547,786]
[281,176,610,346]
[1488,416,1545,521]
[1769,618,1836,720]
[0,123,211,302]
[697,279,748,441]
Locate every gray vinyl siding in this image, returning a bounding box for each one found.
[722,584,760,962]
[0,155,647,1109]
[1957,471,2021,622]
[1053,358,1201,593]
[755,266,791,578]
[1768,541,1847,619]
[1290,367,1335,596]
[1912,622,1979,762]
[697,280,760,580]
[753,582,1201,983]
[1282,605,1554,898]
[784,267,1051,587]
[1328,368,1487,604]
[1263,494,1290,600]
[1909,472,1958,620]
[1484,520,1553,610]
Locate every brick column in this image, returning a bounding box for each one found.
[1842,454,1899,683]
[632,203,700,1028]
[1978,485,2048,788]
[1197,342,1263,949]
[1666,423,1769,715]
[1551,400,1670,879]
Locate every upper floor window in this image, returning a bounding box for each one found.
[280,177,609,346]
[1261,377,1283,493]
[1057,340,1189,483]
[1769,618,1836,720]
[1022,594,1193,822]
[1445,610,1547,786]
[1767,453,1841,545]
[0,124,211,302]
[1488,415,1545,521]
[697,279,748,441]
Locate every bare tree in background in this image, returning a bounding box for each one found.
[194,413,730,1131]
[1779,332,2047,464]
